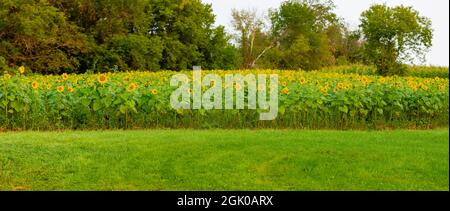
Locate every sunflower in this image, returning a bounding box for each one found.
[128,83,138,92]
[346,83,353,90]
[282,87,290,95]
[31,81,39,90]
[282,81,288,87]
[299,78,306,85]
[98,74,108,85]
[151,89,158,95]
[3,73,11,81]
[57,86,65,93]
[62,73,69,81]
[338,83,345,89]
[320,85,329,94]
[68,87,74,93]
[18,66,25,74]
[419,83,428,91]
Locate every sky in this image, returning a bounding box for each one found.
[202,0,449,66]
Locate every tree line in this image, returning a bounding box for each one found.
[0,0,433,76]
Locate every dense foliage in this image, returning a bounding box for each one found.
[0,0,239,73]
[1,68,448,130]
[231,0,364,70]
[0,0,443,76]
[360,4,433,76]
[267,0,355,70]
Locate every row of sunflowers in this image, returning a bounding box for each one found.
[0,68,448,130]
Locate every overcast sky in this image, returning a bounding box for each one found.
[202,0,449,66]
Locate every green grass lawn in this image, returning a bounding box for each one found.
[0,130,448,191]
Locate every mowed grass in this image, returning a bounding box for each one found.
[0,130,448,191]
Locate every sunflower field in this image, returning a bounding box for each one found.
[0,68,448,130]
[320,65,449,79]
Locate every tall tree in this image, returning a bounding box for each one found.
[1,0,237,73]
[360,4,433,76]
[231,9,275,69]
[149,0,236,70]
[269,0,338,70]
[49,0,164,71]
[0,0,88,73]
[202,26,239,70]
[326,23,364,65]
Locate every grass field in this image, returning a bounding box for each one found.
[0,130,448,191]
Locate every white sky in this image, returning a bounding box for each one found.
[202,0,449,66]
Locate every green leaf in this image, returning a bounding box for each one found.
[11,101,24,112]
[339,106,348,114]
[93,101,102,111]
[176,109,184,115]
[119,105,127,114]
[114,99,122,105]
[377,108,383,115]
[102,97,112,108]
[279,106,286,115]
[81,98,90,107]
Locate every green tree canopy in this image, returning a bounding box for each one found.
[360,4,433,76]
[0,0,434,73]
[0,0,237,73]
[269,0,339,70]
[0,0,88,73]
[148,0,237,70]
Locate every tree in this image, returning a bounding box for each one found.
[0,0,88,73]
[269,0,339,70]
[201,26,239,70]
[109,35,163,71]
[49,0,163,72]
[149,0,236,70]
[231,8,275,69]
[49,0,150,44]
[0,0,238,73]
[360,4,433,76]
[324,23,365,65]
